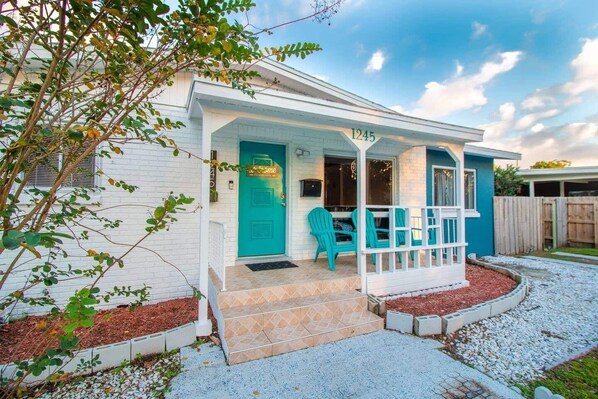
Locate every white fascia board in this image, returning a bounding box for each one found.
[518,166,598,182]
[464,144,522,160]
[192,80,484,143]
[257,59,391,112]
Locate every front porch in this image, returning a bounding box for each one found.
[207,241,468,364]
[207,258,383,364]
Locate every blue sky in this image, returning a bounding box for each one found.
[239,0,598,167]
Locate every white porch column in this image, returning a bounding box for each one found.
[529,181,535,197]
[339,129,377,293]
[356,147,367,292]
[197,108,236,336]
[446,144,466,261]
[559,181,565,197]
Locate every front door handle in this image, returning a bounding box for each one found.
[281,192,286,207]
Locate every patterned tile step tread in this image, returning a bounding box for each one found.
[216,276,361,309]
[221,291,368,338]
[225,311,384,365]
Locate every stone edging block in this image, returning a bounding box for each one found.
[386,311,413,333]
[131,332,166,359]
[0,321,200,386]
[49,349,92,377]
[384,256,529,336]
[92,340,131,372]
[441,312,463,335]
[414,315,441,336]
[166,322,197,351]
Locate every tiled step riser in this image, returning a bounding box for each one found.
[217,277,360,309]
[223,296,367,338]
[226,318,384,365]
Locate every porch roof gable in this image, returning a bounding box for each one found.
[190,79,484,144]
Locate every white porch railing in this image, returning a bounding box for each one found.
[208,221,227,291]
[353,206,467,295]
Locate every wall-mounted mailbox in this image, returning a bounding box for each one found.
[300,179,322,197]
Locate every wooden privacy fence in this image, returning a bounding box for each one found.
[494,196,598,255]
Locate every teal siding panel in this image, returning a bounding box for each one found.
[426,150,495,256]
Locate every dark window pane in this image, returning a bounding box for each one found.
[324,156,392,211]
[367,159,392,205]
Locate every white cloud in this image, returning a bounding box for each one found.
[530,123,545,133]
[411,51,523,118]
[471,21,488,39]
[364,50,386,73]
[515,108,560,130]
[455,61,464,76]
[560,37,598,96]
[521,90,556,110]
[478,102,516,140]
[563,122,598,141]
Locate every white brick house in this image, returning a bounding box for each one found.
[2,60,520,362]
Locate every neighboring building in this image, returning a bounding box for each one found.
[519,166,598,197]
[2,59,520,364]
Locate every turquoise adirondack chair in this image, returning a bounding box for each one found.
[351,209,389,265]
[308,207,357,271]
[395,208,437,259]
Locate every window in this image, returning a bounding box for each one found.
[324,156,393,212]
[433,166,476,210]
[27,147,95,188]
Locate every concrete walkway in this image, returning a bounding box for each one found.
[167,330,523,399]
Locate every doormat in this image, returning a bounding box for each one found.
[245,261,299,272]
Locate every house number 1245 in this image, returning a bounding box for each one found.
[351,128,376,142]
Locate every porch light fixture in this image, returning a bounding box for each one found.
[295,147,310,158]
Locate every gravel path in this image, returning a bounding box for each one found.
[31,352,180,399]
[448,255,598,384]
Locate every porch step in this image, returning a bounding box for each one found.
[216,275,361,309]
[224,310,383,365]
[221,290,367,338]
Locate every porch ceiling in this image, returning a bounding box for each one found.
[190,80,484,145]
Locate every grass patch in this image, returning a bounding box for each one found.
[519,350,598,399]
[524,249,598,265]
[551,247,598,257]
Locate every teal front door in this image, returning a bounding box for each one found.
[238,141,286,257]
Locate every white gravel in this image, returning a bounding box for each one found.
[32,352,180,399]
[449,255,598,384]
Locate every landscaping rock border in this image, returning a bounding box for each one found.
[386,256,529,337]
[0,321,199,385]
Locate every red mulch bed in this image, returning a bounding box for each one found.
[385,264,517,317]
[0,298,217,364]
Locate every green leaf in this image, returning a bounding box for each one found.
[80,318,94,328]
[63,321,79,333]
[24,231,42,246]
[154,206,165,219]
[2,230,24,250]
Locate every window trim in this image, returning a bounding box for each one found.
[432,165,477,213]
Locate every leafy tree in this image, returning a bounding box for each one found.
[530,160,572,169]
[0,0,333,393]
[494,165,524,196]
